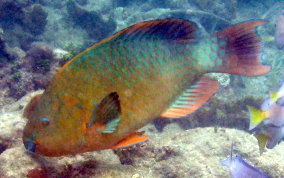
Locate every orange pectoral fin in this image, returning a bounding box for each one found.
[112,131,149,149]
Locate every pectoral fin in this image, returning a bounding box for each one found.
[86,92,121,134]
[112,131,149,149]
[98,118,121,133]
[161,76,219,118]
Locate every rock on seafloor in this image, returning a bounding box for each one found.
[0,92,284,177]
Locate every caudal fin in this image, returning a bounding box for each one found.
[214,20,271,76]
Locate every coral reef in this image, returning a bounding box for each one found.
[22,4,48,36]
[75,0,89,6]
[191,0,237,20]
[0,1,26,29]
[0,1,48,50]
[24,42,54,73]
[0,43,67,106]
[66,0,116,40]
[35,0,66,8]
[0,0,245,59]
[114,0,134,7]
[150,0,191,9]
[0,1,47,35]
[0,36,15,66]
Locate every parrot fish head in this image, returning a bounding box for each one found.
[22,93,67,156]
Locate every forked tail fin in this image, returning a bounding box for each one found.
[214,20,270,76]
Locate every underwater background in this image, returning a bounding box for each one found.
[0,0,284,177]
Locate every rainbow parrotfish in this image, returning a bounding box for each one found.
[22,19,270,157]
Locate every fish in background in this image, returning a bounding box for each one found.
[247,82,284,153]
[275,11,284,49]
[248,82,284,129]
[221,145,269,178]
[22,18,270,157]
[253,123,284,153]
[261,81,284,111]
[262,12,284,49]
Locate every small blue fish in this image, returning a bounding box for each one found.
[221,147,269,178]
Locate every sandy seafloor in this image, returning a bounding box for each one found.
[0,92,283,177]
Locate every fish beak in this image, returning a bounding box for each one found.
[24,141,36,153]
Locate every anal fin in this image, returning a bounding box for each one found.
[161,76,219,118]
[254,133,268,154]
[112,131,148,149]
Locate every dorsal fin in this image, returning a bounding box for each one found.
[117,19,198,42]
[247,106,268,130]
[61,19,198,71]
[161,76,219,118]
[87,92,121,128]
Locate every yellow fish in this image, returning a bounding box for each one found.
[23,19,270,157]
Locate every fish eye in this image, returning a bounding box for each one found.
[41,117,50,127]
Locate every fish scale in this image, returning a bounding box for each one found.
[73,38,191,139]
[63,39,189,135]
